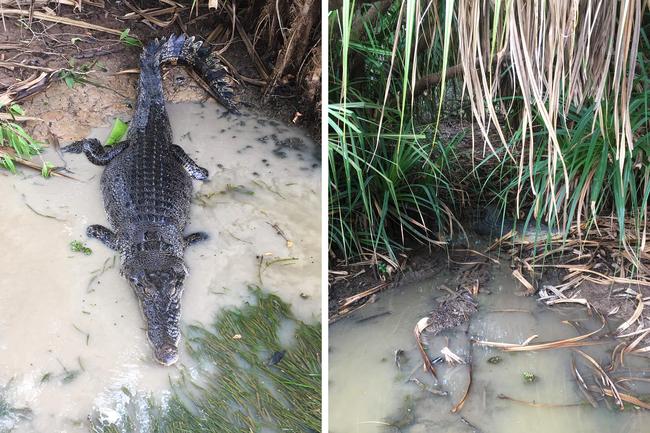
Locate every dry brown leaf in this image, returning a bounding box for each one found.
[616,294,644,334]
[414,317,437,379]
[451,366,471,413]
[0,10,123,35]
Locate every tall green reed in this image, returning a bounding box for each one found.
[329,1,455,263]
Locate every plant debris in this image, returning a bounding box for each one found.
[522,372,537,383]
[70,240,92,255]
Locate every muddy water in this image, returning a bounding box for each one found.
[0,102,320,432]
[330,265,650,433]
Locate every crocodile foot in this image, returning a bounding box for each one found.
[61,140,85,153]
[185,232,208,247]
[87,224,119,250]
[62,138,130,166]
[172,144,209,180]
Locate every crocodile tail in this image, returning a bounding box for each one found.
[157,34,239,114]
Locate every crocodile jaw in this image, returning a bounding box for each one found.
[124,261,187,366]
[140,294,183,366]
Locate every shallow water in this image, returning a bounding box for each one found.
[330,264,650,433]
[0,102,321,432]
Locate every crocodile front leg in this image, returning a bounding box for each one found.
[62,138,129,166]
[171,144,209,180]
[184,232,208,247]
[87,224,120,250]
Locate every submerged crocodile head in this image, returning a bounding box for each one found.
[123,256,187,365]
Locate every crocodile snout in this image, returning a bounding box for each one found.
[154,343,179,366]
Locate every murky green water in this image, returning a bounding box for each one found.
[330,264,650,433]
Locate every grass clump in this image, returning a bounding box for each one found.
[328,3,456,263]
[329,0,650,266]
[480,42,650,249]
[90,287,321,433]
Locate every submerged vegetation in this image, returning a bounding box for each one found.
[90,288,321,433]
[329,1,650,264]
[0,383,32,432]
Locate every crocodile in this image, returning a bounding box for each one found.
[63,34,238,365]
[473,205,562,242]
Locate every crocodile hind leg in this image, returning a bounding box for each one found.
[171,145,209,180]
[87,224,119,250]
[62,138,129,166]
[184,232,208,247]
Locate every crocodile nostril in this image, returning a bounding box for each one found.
[154,343,178,366]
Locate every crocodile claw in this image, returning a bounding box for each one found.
[61,141,84,153]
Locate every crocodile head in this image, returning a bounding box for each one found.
[123,257,187,366]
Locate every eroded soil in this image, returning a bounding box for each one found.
[1,2,320,144]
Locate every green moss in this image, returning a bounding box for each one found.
[90,287,321,433]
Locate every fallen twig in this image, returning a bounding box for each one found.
[0,9,124,35]
[451,364,471,413]
[475,314,605,352]
[616,294,644,334]
[575,349,623,410]
[414,317,437,379]
[497,394,585,408]
[338,281,390,309]
[570,356,599,408]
